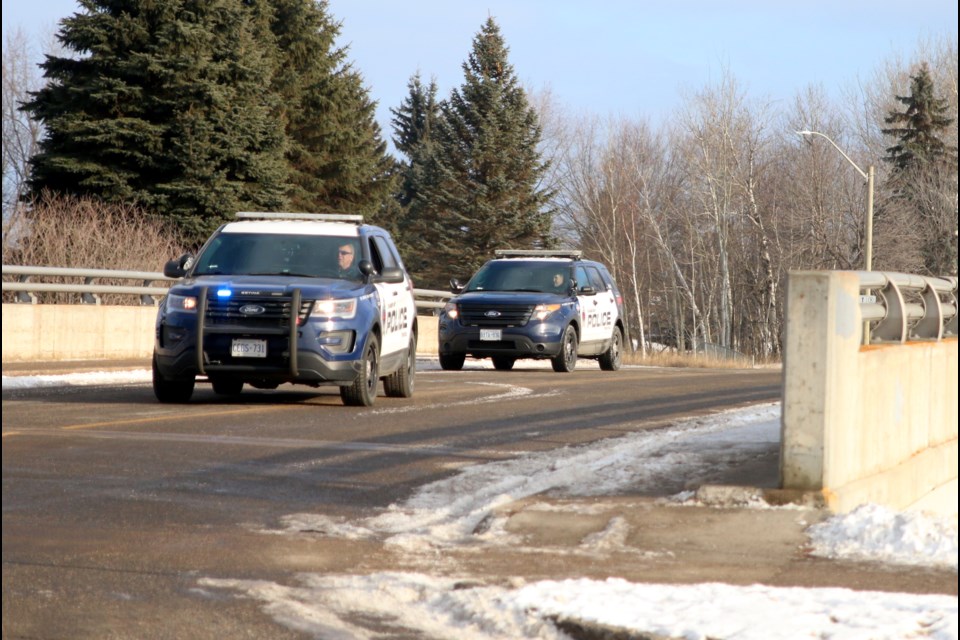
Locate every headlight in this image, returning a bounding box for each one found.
[166,293,197,312]
[443,302,459,320]
[533,303,562,321]
[312,298,358,319]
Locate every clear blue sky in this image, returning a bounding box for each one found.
[4,0,957,140]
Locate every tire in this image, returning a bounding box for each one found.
[491,356,516,371]
[152,354,195,403]
[598,327,623,371]
[439,351,465,371]
[211,377,244,396]
[551,325,578,373]
[340,335,379,407]
[384,336,416,398]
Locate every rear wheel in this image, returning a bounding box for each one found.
[152,354,195,403]
[341,335,379,406]
[384,336,416,398]
[211,377,244,396]
[491,356,516,371]
[598,327,623,371]
[439,351,465,371]
[551,325,578,373]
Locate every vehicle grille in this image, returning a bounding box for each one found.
[459,303,534,327]
[204,294,313,330]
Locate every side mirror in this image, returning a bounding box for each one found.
[450,278,465,294]
[358,260,375,277]
[375,267,405,284]
[163,253,193,278]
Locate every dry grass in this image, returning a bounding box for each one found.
[3,192,186,304]
[624,349,782,369]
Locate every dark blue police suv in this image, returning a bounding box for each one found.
[437,250,626,372]
[153,213,417,406]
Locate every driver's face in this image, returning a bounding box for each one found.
[338,245,355,270]
[553,273,564,286]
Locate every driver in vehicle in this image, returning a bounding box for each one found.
[337,242,361,279]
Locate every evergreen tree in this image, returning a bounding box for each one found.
[880,62,957,275]
[23,0,290,244]
[406,17,553,287]
[391,72,440,208]
[882,62,956,171]
[388,72,439,258]
[267,0,397,223]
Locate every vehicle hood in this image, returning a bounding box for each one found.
[173,275,366,297]
[452,291,567,306]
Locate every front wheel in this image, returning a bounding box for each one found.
[340,335,379,407]
[439,351,465,371]
[551,325,579,373]
[598,327,623,371]
[152,354,195,403]
[384,336,416,398]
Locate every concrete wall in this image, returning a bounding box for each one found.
[781,271,958,517]
[1,304,439,362]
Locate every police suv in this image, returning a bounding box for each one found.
[153,213,417,406]
[438,250,625,372]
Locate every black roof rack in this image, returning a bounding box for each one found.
[494,249,583,260]
[235,212,363,223]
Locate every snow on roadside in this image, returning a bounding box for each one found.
[2,369,152,389]
[809,503,957,569]
[198,572,959,640]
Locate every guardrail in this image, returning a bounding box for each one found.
[2,265,451,312]
[6,265,956,342]
[856,271,958,343]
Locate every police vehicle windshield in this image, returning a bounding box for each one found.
[465,261,572,294]
[192,233,362,281]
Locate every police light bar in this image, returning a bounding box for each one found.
[236,212,363,223]
[494,249,583,259]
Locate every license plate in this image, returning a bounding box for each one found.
[231,338,267,358]
[480,329,502,341]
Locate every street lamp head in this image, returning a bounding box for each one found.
[796,130,813,136]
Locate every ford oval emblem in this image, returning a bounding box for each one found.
[239,304,266,315]
[484,310,501,318]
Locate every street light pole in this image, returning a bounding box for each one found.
[796,130,874,269]
[797,130,876,342]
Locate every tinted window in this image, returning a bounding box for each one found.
[193,233,354,278]
[466,261,573,293]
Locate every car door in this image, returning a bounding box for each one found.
[577,265,617,345]
[370,235,413,356]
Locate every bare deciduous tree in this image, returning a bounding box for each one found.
[2,193,186,304]
[2,28,45,246]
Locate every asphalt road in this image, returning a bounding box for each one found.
[2,363,783,639]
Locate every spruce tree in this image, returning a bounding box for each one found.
[391,72,440,208]
[23,0,290,244]
[882,62,956,171]
[880,62,957,275]
[267,0,396,223]
[407,17,553,287]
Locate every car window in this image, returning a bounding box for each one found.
[466,261,572,293]
[372,236,398,270]
[586,266,606,290]
[193,233,348,278]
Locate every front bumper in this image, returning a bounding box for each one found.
[438,321,566,359]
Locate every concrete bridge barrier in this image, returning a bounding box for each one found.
[1,304,439,361]
[781,271,957,516]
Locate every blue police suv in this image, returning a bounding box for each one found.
[153,213,417,406]
[438,250,626,372]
